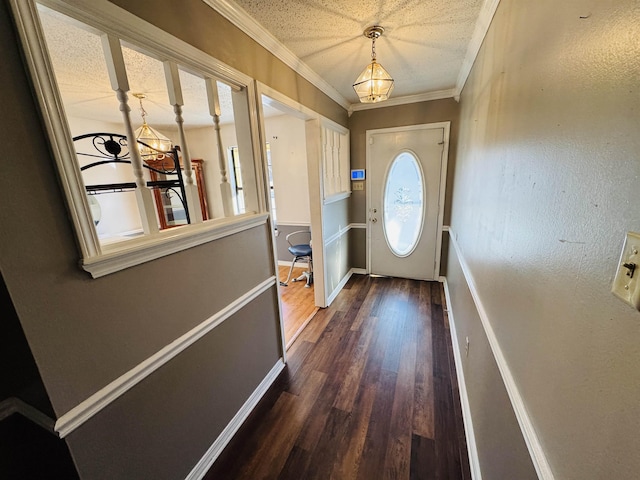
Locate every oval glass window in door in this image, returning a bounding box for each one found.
[383,152,425,257]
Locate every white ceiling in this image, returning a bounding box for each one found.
[38,4,270,129]
[37,0,495,129]
[228,0,487,105]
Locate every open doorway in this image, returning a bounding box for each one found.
[260,95,318,349]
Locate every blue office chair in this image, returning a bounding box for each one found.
[280,230,313,287]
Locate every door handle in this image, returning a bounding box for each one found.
[370,217,377,223]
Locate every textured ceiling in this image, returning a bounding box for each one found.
[38,5,252,128]
[232,0,484,103]
[37,0,485,129]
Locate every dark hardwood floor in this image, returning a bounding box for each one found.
[205,275,471,480]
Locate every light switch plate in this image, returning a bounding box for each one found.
[352,181,364,191]
[612,232,640,310]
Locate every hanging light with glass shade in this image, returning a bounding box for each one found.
[352,26,394,103]
[132,93,172,160]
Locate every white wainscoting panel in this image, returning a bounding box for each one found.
[54,276,277,437]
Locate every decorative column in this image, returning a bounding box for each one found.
[163,61,203,223]
[101,34,158,234]
[205,78,234,217]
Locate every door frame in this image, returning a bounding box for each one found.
[365,122,450,280]
[254,81,331,358]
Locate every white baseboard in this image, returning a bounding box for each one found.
[351,268,367,275]
[440,278,482,479]
[186,359,286,480]
[447,229,554,479]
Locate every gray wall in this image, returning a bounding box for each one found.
[348,227,366,270]
[1,0,347,477]
[0,272,52,417]
[446,246,537,479]
[448,0,640,478]
[65,289,280,480]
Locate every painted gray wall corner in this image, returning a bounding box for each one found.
[449,0,640,477]
[446,244,538,479]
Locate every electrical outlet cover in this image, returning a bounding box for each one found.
[612,232,640,311]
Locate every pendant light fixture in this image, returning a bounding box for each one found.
[352,26,394,103]
[132,93,172,159]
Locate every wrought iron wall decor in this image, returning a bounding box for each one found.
[73,132,190,225]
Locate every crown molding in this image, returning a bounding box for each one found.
[202,0,350,110]
[455,0,502,97]
[348,88,457,115]
[203,0,500,112]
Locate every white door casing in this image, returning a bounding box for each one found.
[366,123,449,280]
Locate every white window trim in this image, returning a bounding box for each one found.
[10,0,267,277]
[83,213,268,278]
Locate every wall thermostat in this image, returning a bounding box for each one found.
[351,169,365,180]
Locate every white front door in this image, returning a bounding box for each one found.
[367,124,448,280]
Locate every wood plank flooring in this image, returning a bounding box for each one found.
[278,265,318,349]
[205,275,471,480]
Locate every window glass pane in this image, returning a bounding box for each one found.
[72,134,142,243]
[229,146,245,214]
[37,5,121,130]
[177,68,212,222]
[178,68,211,128]
[27,1,263,272]
[220,83,247,216]
[121,44,188,230]
[216,82,235,125]
[37,6,144,244]
[121,44,174,158]
[383,152,424,256]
